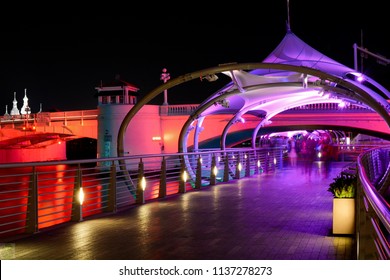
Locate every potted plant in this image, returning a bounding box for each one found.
[328,172,357,235]
[328,173,356,199]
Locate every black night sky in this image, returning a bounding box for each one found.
[1,1,389,113]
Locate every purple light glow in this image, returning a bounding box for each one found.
[338,101,346,108]
[357,75,364,82]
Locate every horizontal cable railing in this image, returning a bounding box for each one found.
[357,146,390,260]
[0,147,283,240]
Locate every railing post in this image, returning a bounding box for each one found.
[255,155,262,175]
[63,111,67,126]
[235,153,241,179]
[107,161,117,213]
[210,154,217,186]
[245,153,251,177]
[264,151,269,173]
[71,167,83,222]
[269,150,274,172]
[159,157,167,198]
[179,156,187,193]
[278,147,283,170]
[26,166,38,234]
[136,159,145,204]
[223,153,230,182]
[195,155,202,189]
[81,110,84,126]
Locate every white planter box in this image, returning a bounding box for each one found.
[332,198,355,235]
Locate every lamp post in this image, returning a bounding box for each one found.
[160,68,170,105]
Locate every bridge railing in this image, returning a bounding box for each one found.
[0,147,283,240]
[156,103,374,116]
[285,103,372,111]
[0,109,99,128]
[356,146,390,259]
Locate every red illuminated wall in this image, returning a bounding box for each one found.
[0,143,66,163]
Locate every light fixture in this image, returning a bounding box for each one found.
[140,176,146,191]
[202,74,218,82]
[212,166,218,176]
[234,116,245,123]
[218,99,230,108]
[79,187,85,205]
[338,101,346,108]
[182,170,188,182]
[302,73,308,88]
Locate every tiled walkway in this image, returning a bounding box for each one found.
[5,160,356,260]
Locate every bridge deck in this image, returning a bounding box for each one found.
[5,160,355,260]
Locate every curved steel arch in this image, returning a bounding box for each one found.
[117,63,390,169]
[176,68,390,155]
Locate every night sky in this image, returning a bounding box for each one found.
[1,1,389,113]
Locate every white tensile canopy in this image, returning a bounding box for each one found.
[179,30,390,151]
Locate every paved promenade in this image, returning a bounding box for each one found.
[4,160,355,260]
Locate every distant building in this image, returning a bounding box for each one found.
[95,76,141,161]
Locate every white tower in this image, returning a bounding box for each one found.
[20,88,29,115]
[10,92,20,116]
[4,105,9,118]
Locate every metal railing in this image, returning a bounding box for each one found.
[356,146,390,259]
[334,144,384,161]
[0,147,283,240]
[2,142,389,258]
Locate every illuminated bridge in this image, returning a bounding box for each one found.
[1,104,390,163]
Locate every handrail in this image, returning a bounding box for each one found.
[356,146,390,259]
[358,169,390,232]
